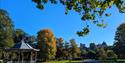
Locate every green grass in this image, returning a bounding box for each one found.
[37,60,69,63]
[37,59,125,63]
[37,60,83,63]
[102,60,125,63]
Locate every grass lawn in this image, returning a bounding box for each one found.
[37,59,125,63]
[101,60,125,63]
[37,60,83,63]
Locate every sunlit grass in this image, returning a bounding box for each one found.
[37,60,83,63]
[37,59,125,63]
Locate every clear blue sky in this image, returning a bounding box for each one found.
[0,0,125,46]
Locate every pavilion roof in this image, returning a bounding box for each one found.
[0,40,39,52]
[13,40,33,49]
[12,40,39,51]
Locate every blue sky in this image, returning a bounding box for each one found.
[0,0,125,46]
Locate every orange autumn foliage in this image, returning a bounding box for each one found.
[37,29,56,60]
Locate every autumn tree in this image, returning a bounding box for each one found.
[37,29,56,61]
[70,39,80,58]
[0,9,14,48]
[32,0,125,36]
[113,23,125,58]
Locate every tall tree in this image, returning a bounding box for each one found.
[113,23,125,58]
[56,37,64,59]
[32,0,125,36]
[70,39,80,58]
[0,9,14,48]
[37,29,57,61]
[80,43,87,59]
[63,41,71,59]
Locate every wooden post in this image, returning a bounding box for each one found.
[35,52,37,63]
[30,52,33,63]
[18,52,20,63]
[21,52,24,63]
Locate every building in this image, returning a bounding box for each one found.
[0,40,39,63]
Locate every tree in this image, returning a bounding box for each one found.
[32,0,125,36]
[80,43,87,59]
[113,23,125,58]
[107,50,117,60]
[26,35,36,44]
[37,29,56,61]
[102,41,108,50]
[70,39,80,58]
[87,50,96,59]
[80,43,87,50]
[56,37,64,60]
[96,48,107,60]
[0,9,14,48]
[63,41,71,59]
[89,43,96,50]
[13,29,28,43]
[88,43,97,59]
[97,41,108,50]
[102,41,107,47]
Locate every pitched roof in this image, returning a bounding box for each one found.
[13,40,39,51]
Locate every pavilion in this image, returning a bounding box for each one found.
[0,40,39,63]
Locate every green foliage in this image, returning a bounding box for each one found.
[63,41,71,59]
[56,37,64,59]
[27,35,36,44]
[14,29,27,43]
[0,50,3,59]
[87,50,96,59]
[97,48,107,60]
[70,39,80,58]
[107,50,117,59]
[77,27,89,37]
[113,23,125,58]
[32,0,125,36]
[0,9,14,48]
[80,49,87,56]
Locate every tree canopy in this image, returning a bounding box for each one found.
[113,23,125,58]
[0,9,14,48]
[70,39,81,58]
[32,0,125,36]
[13,29,28,43]
[37,29,57,61]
